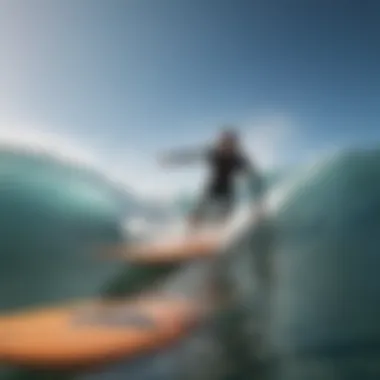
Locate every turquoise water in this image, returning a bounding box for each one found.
[0,152,126,312]
[0,151,179,313]
[263,148,380,379]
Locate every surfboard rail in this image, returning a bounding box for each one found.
[104,234,220,264]
[0,294,207,370]
[102,209,257,265]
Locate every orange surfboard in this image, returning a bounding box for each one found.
[105,234,221,265]
[0,295,206,370]
[110,208,255,265]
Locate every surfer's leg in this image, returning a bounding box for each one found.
[187,193,210,231]
[217,194,234,225]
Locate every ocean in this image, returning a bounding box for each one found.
[2,146,380,379]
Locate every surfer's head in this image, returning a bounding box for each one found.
[217,127,240,152]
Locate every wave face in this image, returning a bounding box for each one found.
[0,149,127,313]
[262,147,380,379]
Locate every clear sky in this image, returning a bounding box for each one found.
[0,0,379,197]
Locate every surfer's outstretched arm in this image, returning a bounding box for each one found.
[159,147,208,167]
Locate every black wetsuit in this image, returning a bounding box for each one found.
[193,148,251,222]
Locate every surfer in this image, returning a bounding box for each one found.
[160,128,263,229]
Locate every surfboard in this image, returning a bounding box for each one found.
[0,295,206,370]
[105,233,221,264]
[105,207,255,265]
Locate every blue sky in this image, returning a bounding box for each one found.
[0,0,379,197]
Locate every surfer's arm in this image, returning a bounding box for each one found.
[159,147,209,166]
